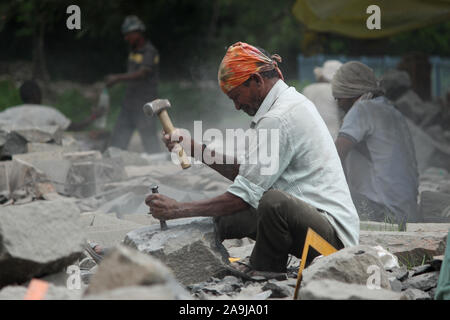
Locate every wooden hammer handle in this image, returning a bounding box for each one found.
[158,110,191,169]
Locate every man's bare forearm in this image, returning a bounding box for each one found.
[180,192,249,218]
[190,139,240,181]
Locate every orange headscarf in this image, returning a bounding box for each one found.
[218,42,284,94]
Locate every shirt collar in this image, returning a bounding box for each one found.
[251,79,289,128]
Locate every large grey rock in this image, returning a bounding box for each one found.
[84,245,190,299]
[404,271,440,291]
[359,231,448,267]
[0,200,84,288]
[299,279,406,300]
[1,131,27,156]
[300,245,391,290]
[124,217,230,285]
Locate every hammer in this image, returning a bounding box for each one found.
[143,99,191,169]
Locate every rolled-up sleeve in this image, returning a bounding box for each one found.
[227,116,294,208]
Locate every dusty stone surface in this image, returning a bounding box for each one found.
[299,279,406,300]
[84,245,190,299]
[300,245,391,290]
[124,217,230,286]
[104,147,149,166]
[81,212,147,248]
[84,285,191,300]
[0,284,82,300]
[420,191,450,222]
[0,200,84,288]
[359,230,447,266]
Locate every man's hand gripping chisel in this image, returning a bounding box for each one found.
[150,185,168,231]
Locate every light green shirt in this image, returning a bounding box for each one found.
[227,80,359,247]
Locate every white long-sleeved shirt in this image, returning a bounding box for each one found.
[227,79,359,248]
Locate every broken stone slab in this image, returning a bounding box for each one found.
[404,271,440,292]
[420,191,450,222]
[11,125,63,145]
[389,277,403,292]
[0,200,84,288]
[65,158,127,198]
[63,150,102,162]
[104,147,149,166]
[13,150,64,162]
[84,245,190,299]
[299,279,406,300]
[7,158,54,201]
[263,280,295,298]
[300,245,391,290]
[1,131,28,156]
[359,231,448,267]
[124,217,230,286]
[401,288,432,300]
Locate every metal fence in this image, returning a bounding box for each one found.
[298,54,450,98]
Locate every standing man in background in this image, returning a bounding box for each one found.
[106,15,161,153]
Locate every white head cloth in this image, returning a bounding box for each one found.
[331,61,384,100]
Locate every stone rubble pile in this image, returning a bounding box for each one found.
[0,97,449,299]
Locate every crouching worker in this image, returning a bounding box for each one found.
[145,42,359,279]
[332,61,421,231]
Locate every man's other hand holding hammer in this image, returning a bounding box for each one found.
[145,125,245,221]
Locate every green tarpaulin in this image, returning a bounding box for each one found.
[292,0,450,39]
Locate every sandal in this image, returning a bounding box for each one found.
[224,257,287,281]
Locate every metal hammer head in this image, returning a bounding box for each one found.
[143,99,171,117]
